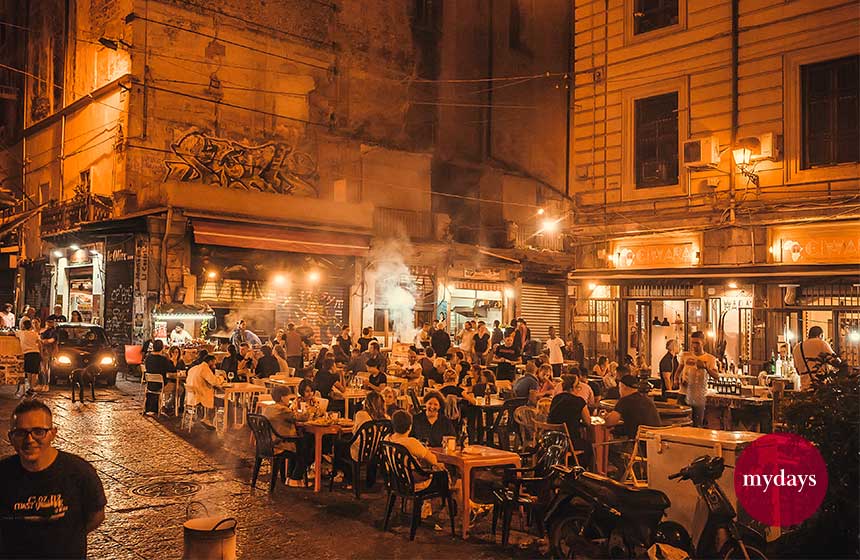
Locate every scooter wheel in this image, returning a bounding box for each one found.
[722,543,767,560]
[655,521,692,555]
[549,507,605,559]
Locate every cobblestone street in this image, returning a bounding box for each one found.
[0,381,538,559]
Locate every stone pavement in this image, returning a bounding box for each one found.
[0,381,541,559]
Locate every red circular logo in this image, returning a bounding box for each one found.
[734,433,828,527]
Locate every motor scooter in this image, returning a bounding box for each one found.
[663,455,767,560]
[543,464,686,558]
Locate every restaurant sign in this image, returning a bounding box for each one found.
[770,223,860,265]
[609,237,701,269]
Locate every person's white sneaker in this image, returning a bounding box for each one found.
[287,479,304,488]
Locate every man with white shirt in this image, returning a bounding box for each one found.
[169,322,193,345]
[673,331,719,427]
[0,303,16,329]
[792,326,835,389]
[544,326,566,377]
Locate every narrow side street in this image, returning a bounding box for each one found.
[0,382,536,559]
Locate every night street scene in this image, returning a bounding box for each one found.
[0,0,857,559]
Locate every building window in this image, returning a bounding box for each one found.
[633,0,679,35]
[801,55,860,169]
[634,92,678,188]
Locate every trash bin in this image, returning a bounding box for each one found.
[183,516,237,560]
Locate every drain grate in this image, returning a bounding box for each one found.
[131,481,201,498]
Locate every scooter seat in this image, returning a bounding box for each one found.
[578,471,671,512]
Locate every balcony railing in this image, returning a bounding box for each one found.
[515,226,565,252]
[41,194,113,236]
[373,207,433,240]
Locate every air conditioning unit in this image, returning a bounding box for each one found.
[683,136,720,168]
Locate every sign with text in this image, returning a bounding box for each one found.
[770,223,860,265]
[609,237,701,269]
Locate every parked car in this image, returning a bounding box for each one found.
[50,324,118,386]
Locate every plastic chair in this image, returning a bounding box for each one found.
[124,345,143,380]
[492,443,567,546]
[380,441,456,540]
[246,414,291,494]
[534,421,581,467]
[143,373,165,416]
[486,397,528,450]
[330,419,392,498]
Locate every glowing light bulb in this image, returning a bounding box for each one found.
[307,270,320,283]
[207,270,217,280]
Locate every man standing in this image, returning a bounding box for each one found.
[0,400,106,558]
[357,327,377,353]
[544,326,566,377]
[284,323,305,374]
[18,306,36,331]
[16,320,42,396]
[490,320,504,347]
[493,334,521,382]
[230,319,261,347]
[47,305,67,323]
[413,323,431,351]
[658,339,679,395]
[430,322,452,358]
[168,322,193,345]
[792,326,835,389]
[512,318,531,355]
[296,317,315,346]
[673,331,719,427]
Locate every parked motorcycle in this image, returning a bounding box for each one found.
[664,455,767,560]
[543,464,686,558]
[544,456,768,559]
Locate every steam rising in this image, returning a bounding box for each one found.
[369,238,417,343]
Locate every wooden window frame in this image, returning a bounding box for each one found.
[624,0,686,46]
[800,55,859,170]
[785,42,860,185]
[622,76,689,202]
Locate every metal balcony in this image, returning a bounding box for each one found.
[373,207,433,240]
[40,194,113,237]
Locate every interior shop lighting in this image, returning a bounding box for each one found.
[69,244,80,251]
[152,313,215,321]
[52,250,63,258]
[587,282,597,291]
[206,270,218,280]
[536,208,545,215]
[89,249,100,256]
[307,270,320,283]
[273,274,288,286]
[848,331,860,343]
[785,330,795,342]
[503,287,515,298]
[447,283,456,293]
[727,281,738,289]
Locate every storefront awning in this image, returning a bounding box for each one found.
[192,220,370,257]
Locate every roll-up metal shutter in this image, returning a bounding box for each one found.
[520,283,565,342]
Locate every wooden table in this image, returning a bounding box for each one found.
[263,376,302,394]
[299,420,354,492]
[430,445,520,539]
[221,382,269,428]
[341,388,368,419]
[705,392,773,431]
[166,372,187,417]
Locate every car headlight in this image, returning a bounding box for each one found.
[56,355,72,365]
[100,356,115,366]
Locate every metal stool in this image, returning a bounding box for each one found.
[181,405,197,432]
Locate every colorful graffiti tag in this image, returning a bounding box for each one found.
[163,131,318,197]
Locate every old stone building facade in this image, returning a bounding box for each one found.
[5,0,578,348]
[569,0,860,370]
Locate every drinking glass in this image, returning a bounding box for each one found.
[228,371,235,382]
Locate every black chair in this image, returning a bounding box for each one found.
[246,414,306,494]
[329,419,392,498]
[492,443,567,546]
[380,441,456,541]
[486,397,528,450]
[407,387,424,414]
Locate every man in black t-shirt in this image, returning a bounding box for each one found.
[606,375,661,439]
[143,340,176,414]
[492,334,521,381]
[0,400,106,559]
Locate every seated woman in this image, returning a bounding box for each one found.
[423,358,447,389]
[262,388,314,487]
[535,363,557,399]
[547,375,593,468]
[331,391,388,487]
[381,387,401,417]
[410,391,456,448]
[295,378,328,415]
[314,357,345,415]
[273,344,291,373]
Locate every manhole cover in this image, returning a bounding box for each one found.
[131,481,201,498]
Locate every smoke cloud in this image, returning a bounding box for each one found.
[369,237,417,343]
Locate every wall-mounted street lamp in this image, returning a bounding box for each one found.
[732,139,760,188]
[98,37,132,51]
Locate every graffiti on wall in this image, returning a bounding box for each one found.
[163,131,318,197]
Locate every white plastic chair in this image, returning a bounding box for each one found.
[143,373,165,416]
